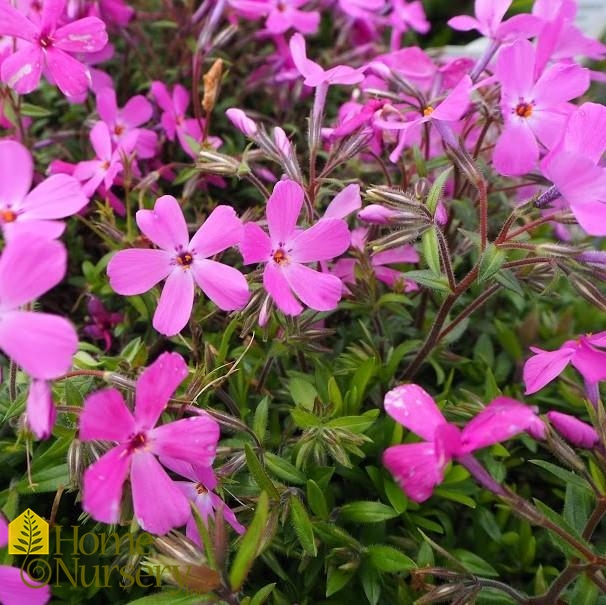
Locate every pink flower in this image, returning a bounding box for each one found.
[73,121,138,196]
[448,0,541,42]
[80,352,220,535]
[96,87,158,159]
[229,0,319,35]
[240,180,350,316]
[388,0,430,50]
[151,81,204,159]
[493,39,589,176]
[383,384,544,502]
[0,0,108,98]
[546,411,599,449]
[83,295,122,350]
[540,103,606,235]
[26,379,56,440]
[0,515,51,605]
[108,195,249,336]
[0,235,78,379]
[0,139,87,240]
[161,458,245,545]
[289,33,364,87]
[524,332,606,394]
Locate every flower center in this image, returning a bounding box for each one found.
[128,432,147,452]
[38,33,54,49]
[0,209,17,223]
[176,252,194,267]
[114,124,125,136]
[195,482,208,495]
[101,160,111,170]
[514,102,533,118]
[272,248,288,265]
[423,106,434,117]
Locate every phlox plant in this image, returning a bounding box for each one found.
[2,0,606,604]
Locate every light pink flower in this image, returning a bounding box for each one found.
[0,139,87,240]
[0,515,51,605]
[0,0,108,97]
[80,352,220,535]
[26,379,56,440]
[493,39,589,176]
[96,87,158,159]
[0,235,78,379]
[108,195,249,336]
[383,384,544,502]
[240,180,350,316]
[161,458,245,545]
[73,121,138,196]
[524,332,606,394]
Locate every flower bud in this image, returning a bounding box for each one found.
[225,107,258,137]
[547,411,599,448]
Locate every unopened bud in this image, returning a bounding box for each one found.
[225,108,258,137]
[547,411,599,448]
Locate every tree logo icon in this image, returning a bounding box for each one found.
[8,509,49,555]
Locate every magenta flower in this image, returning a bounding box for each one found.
[96,87,158,159]
[523,332,606,395]
[0,0,108,97]
[0,235,77,379]
[493,39,589,176]
[73,121,138,196]
[540,103,606,235]
[229,0,320,35]
[383,384,544,502]
[0,139,87,240]
[80,352,220,535]
[0,515,51,605]
[161,458,245,545]
[83,295,122,351]
[240,180,350,316]
[108,195,249,336]
[546,411,599,449]
[151,81,204,158]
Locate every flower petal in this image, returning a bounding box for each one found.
[290,218,350,263]
[282,262,343,311]
[22,174,87,219]
[80,387,135,442]
[151,414,220,464]
[323,184,362,219]
[191,259,250,311]
[384,383,447,441]
[0,3,38,40]
[571,342,606,383]
[0,561,52,605]
[523,347,574,394]
[134,352,189,430]
[0,311,77,379]
[45,48,91,98]
[532,62,589,107]
[54,17,108,54]
[0,140,33,206]
[131,451,191,534]
[107,248,173,295]
[189,205,243,258]
[122,95,153,127]
[0,234,66,309]
[152,268,194,336]
[263,262,302,315]
[136,195,189,251]
[26,380,56,440]
[493,120,538,176]
[240,222,272,265]
[0,46,44,94]
[266,179,304,245]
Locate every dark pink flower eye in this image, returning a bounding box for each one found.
[515,102,533,118]
[176,252,193,267]
[272,248,288,264]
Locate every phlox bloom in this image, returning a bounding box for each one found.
[0,235,78,379]
[0,139,87,240]
[0,0,108,97]
[108,195,250,336]
[79,353,221,535]
[240,180,350,316]
[524,332,606,394]
[383,384,544,502]
[546,411,599,449]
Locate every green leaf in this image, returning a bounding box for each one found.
[20,103,54,118]
[125,593,206,605]
[426,167,453,214]
[529,460,591,492]
[360,565,381,605]
[422,228,441,276]
[326,567,353,597]
[252,397,269,442]
[325,410,379,433]
[452,549,499,577]
[288,377,318,410]
[290,495,317,557]
[229,491,270,591]
[403,270,451,292]
[570,573,599,605]
[478,243,506,282]
[244,444,280,500]
[249,583,276,605]
[307,479,329,520]
[494,268,524,297]
[563,482,593,535]
[339,501,398,523]
[327,376,343,411]
[264,452,306,485]
[366,545,415,573]
[290,407,321,429]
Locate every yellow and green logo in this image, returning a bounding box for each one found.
[8,508,49,555]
